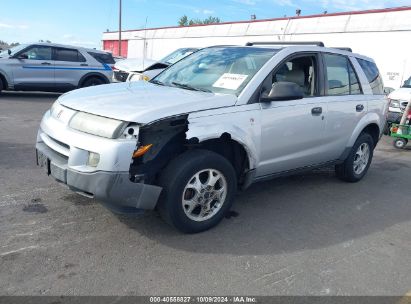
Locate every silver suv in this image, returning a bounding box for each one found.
[36,42,388,233]
[0,43,114,93]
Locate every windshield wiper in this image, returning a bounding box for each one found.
[171,82,211,93]
[150,79,165,86]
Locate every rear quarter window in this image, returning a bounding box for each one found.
[357,58,384,95]
[88,52,115,64]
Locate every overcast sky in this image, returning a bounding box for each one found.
[1,0,410,49]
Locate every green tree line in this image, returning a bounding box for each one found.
[178,15,221,26]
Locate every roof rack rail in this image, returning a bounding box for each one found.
[332,47,353,52]
[246,41,325,47]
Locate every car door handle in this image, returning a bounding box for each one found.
[80,63,88,66]
[41,62,51,65]
[311,107,323,115]
[356,104,364,112]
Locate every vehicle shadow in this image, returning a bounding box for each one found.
[117,158,411,255]
[0,91,61,100]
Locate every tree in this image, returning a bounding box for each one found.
[178,15,189,26]
[178,15,221,26]
[0,41,20,49]
[203,16,221,24]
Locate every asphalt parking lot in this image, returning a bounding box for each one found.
[1,91,411,296]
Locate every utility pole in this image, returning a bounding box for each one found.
[119,0,122,57]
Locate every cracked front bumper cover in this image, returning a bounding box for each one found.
[36,142,162,213]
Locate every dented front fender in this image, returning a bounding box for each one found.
[187,104,262,169]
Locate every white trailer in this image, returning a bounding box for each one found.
[103,6,411,89]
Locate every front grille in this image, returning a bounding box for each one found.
[40,132,70,158]
[49,136,70,150]
[114,71,129,82]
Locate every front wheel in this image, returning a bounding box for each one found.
[157,150,237,233]
[81,77,105,88]
[335,133,374,183]
[393,138,408,149]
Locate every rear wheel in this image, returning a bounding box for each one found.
[0,79,3,94]
[81,77,105,88]
[393,138,408,149]
[335,133,374,183]
[157,150,237,233]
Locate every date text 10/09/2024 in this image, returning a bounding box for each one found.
[149,297,258,303]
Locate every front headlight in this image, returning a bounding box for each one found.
[69,112,126,139]
[389,99,400,109]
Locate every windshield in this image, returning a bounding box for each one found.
[403,76,411,88]
[153,47,277,95]
[160,48,198,65]
[0,44,28,57]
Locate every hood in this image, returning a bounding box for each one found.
[58,82,237,123]
[388,87,411,101]
[114,58,157,73]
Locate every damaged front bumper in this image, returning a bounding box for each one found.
[36,141,162,214]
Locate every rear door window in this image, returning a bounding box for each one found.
[324,54,362,96]
[54,48,86,62]
[357,58,384,95]
[88,52,115,64]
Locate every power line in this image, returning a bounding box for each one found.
[119,0,122,56]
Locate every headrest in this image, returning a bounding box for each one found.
[329,80,343,89]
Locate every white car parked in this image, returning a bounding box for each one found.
[36,42,387,233]
[388,76,411,113]
[113,48,198,82]
[386,76,411,130]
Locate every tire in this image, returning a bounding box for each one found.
[393,138,408,149]
[0,79,3,94]
[81,77,105,88]
[383,122,391,135]
[335,133,374,183]
[157,149,237,233]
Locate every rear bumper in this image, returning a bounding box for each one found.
[36,142,162,213]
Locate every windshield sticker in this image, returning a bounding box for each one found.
[212,73,248,90]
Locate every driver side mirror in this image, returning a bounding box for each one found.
[261,81,304,102]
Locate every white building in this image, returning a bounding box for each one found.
[102,6,411,89]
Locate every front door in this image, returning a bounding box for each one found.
[256,53,328,177]
[12,45,54,91]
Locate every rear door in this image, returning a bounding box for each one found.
[256,52,329,176]
[320,53,368,160]
[53,47,88,90]
[12,45,55,90]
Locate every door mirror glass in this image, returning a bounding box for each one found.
[17,53,28,60]
[261,81,304,102]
